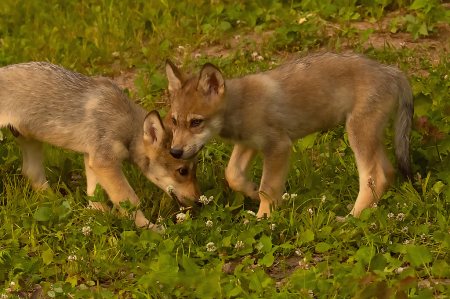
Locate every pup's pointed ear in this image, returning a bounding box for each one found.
[144,110,167,147]
[166,60,184,94]
[197,63,225,96]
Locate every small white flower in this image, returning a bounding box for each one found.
[299,259,310,270]
[199,195,210,205]
[209,196,214,202]
[347,204,354,211]
[295,250,303,257]
[251,52,258,58]
[179,207,185,211]
[370,223,377,230]
[321,195,326,203]
[206,242,216,252]
[216,227,221,232]
[396,213,405,221]
[403,239,413,245]
[1,293,8,298]
[307,208,313,216]
[399,42,406,48]
[176,213,187,224]
[371,203,378,209]
[9,282,15,287]
[387,213,395,220]
[194,53,201,58]
[402,226,409,233]
[157,215,163,223]
[235,241,244,250]
[247,210,256,217]
[68,255,77,261]
[166,185,174,193]
[270,224,276,231]
[404,203,408,207]
[82,226,91,236]
[282,193,290,201]
[178,46,185,50]
[421,234,427,241]
[206,220,213,227]
[389,241,393,245]
[395,267,404,274]
[112,51,120,57]
[308,290,314,298]
[291,194,298,199]
[257,55,264,61]
[380,247,386,253]
[237,20,241,24]
[235,35,241,40]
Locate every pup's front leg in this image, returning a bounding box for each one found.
[225,143,259,200]
[84,154,110,212]
[87,155,156,230]
[258,138,292,219]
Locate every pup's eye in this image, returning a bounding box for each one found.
[172,118,177,126]
[178,168,188,176]
[190,119,203,127]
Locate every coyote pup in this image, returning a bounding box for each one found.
[0,62,201,230]
[165,53,414,219]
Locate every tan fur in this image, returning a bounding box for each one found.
[165,53,414,219]
[0,62,202,231]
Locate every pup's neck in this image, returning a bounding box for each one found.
[128,106,150,172]
[218,78,246,140]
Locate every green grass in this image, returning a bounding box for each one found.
[1,0,450,298]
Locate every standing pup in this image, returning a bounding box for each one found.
[0,62,201,230]
[165,53,414,219]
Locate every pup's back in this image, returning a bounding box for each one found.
[0,62,142,153]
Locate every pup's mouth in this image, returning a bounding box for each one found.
[182,144,205,160]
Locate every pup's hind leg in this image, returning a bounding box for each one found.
[87,152,153,229]
[346,114,392,217]
[16,135,48,190]
[258,137,292,218]
[225,143,259,200]
[84,154,110,212]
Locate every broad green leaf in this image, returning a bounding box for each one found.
[299,229,314,243]
[405,245,432,267]
[42,248,54,265]
[315,242,332,253]
[34,207,52,221]
[370,254,387,271]
[409,0,427,10]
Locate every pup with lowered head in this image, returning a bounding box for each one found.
[0,62,201,230]
[165,53,414,219]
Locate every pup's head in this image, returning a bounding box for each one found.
[165,60,226,160]
[142,110,201,206]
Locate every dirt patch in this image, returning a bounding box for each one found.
[111,70,138,93]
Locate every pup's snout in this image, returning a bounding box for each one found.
[170,148,184,159]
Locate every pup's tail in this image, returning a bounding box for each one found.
[394,72,414,182]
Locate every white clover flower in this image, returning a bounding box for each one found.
[371,203,378,209]
[399,42,406,48]
[402,226,409,233]
[299,259,310,270]
[389,241,392,245]
[421,234,427,241]
[1,294,8,299]
[307,208,313,216]
[209,196,214,202]
[206,220,213,227]
[176,213,187,224]
[251,52,258,58]
[82,226,91,236]
[291,194,298,200]
[403,239,413,245]
[9,282,15,287]
[370,223,377,230]
[308,290,314,298]
[257,55,264,61]
[199,195,210,205]
[387,213,395,220]
[179,206,185,211]
[396,213,405,221]
[270,224,276,231]
[68,255,77,261]
[166,185,174,193]
[206,242,216,252]
[235,35,241,40]
[395,267,404,274]
[178,46,184,50]
[235,240,244,250]
[347,204,354,211]
[282,193,290,201]
[321,195,326,203]
[194,53,201,58]
[247,210,256,217]
[380,248,386,253]
[295,250,303,257]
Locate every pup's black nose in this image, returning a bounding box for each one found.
[170,148,183,159]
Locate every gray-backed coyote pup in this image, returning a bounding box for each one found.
[165,53,414,219]
[0,62,201,230]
